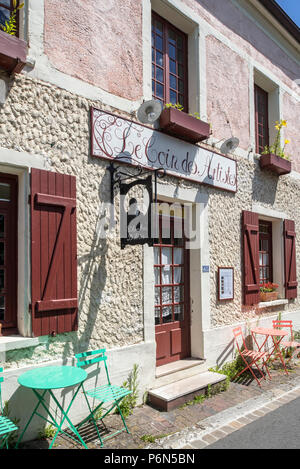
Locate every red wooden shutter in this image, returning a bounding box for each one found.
[284,220,298,300]
[31,168,78,336]
[243,211,260,305]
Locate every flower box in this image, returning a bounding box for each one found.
[159,107,210,144]
[259,291,279,302]
[259,153,291,176]
[0,30,27,74]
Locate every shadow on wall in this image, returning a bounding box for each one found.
[252,162,279,205]
[196,0,299,83]
[61,161,110,362]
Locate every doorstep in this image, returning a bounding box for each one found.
[153,358,207,389]
[148,371,227,412]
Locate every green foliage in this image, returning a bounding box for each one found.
[140,433,169,443]
[261,120,290,160]
[38,425,56,440]
[210,353,248,382]
[0,2,24,36]
[2,401,19,448]
[164,102,202,120]
[116,363,139,418]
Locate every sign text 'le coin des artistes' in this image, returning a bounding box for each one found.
[91,108,237,192]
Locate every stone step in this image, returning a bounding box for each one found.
[152,358,207,389]
[148,371,227,412]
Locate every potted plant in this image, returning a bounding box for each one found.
[0,1,27,74]
[260,282,279,302]
[259,120,291,175]
[159,103,211,144]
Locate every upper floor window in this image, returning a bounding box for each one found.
[152,12,188,111]
[0,0,20,36]
[255,84,269,155]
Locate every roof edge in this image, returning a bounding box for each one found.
[257,0,300,44]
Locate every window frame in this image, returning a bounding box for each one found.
[0,172,18,336]
[259,220,273,285]
[152,11,189,111]
[254,84,269,155]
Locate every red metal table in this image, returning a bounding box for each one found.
[251,327,289,376]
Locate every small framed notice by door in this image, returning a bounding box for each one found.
[218,267,234,301]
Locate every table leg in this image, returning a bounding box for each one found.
[16,385,88,450]
[251,332,272,380]
[270,336,289,375]
[47,384,88,449]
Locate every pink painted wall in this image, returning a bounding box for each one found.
[206,35,250,151]
[44,0,143,101]
[282,92,300,172]
[183,0,299,90]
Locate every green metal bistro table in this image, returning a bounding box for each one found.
[15,365,88,449]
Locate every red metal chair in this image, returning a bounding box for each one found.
[232,327,271,386]
[272,320,300,364]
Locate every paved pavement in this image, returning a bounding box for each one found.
[18,360,300,450]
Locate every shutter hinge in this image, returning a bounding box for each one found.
[28,194,31,205]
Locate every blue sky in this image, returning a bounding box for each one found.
[275,0,300,27]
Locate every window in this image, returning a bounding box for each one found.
[243,210,297,305]
[255,85,269,155]
[0,173,18,335]
[152,12,188,110]
[0,1,20,36]
[259,221,273,285]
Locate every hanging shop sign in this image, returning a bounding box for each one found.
[91,108,237,193]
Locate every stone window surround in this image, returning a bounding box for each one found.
[252,203,287,301]
[253,69,281,156]
[0,146,46,352]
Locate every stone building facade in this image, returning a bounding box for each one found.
[0,0,299,439]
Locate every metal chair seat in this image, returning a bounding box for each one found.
[273,320,300,364]
[85,384,132,403]
[241,350,268,360]
[75,348,132,447]
[281,340,300,348]
[0,416,18,437]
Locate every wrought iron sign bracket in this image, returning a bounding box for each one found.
[108,158,165,249]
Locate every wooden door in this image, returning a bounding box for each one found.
[0,174,18,335]
[154,210,191,366]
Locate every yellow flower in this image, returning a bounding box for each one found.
[285,139,290,145]
[281,120,287,127]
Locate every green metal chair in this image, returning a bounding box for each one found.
[75,348,132,447]
[0,368,18,449]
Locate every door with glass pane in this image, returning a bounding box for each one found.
[154,213,190,367]
[0,174,18,335]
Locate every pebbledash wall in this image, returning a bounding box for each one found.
[0,0,299,439]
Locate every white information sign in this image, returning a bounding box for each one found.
[218,267,234,301]
[91,108,237,192]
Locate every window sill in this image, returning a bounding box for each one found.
[0,335,48,353]
[258,299,288,309]
[0,30,27,74]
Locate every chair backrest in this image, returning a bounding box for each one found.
[75,348,111,385]
[232,326,248,353]
[272,320,294,341]
[0,367,4,414]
